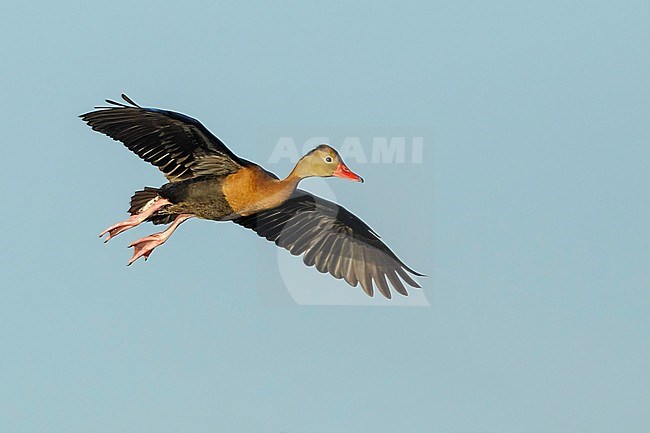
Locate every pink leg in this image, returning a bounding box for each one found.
[127,214,193,266]
[99,198,172,243]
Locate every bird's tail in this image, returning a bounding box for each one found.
[129,187,176,225]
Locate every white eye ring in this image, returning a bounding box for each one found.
[325,156,333,163]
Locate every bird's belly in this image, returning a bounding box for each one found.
[167,199,235,221]
[160,178,237,221]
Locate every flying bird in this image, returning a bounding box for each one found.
[81,95,423,298]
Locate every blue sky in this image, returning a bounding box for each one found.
[1,1,649,432]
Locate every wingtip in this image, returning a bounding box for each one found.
[121,93,141,108]
[405,265,426,278]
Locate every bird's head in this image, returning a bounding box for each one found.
[293,144,364,183]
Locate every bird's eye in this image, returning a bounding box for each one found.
[325,156,333,163]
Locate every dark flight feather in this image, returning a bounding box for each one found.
[80,94,245,182]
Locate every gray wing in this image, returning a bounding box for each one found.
[80,94,245,181]
[233,190,424,299]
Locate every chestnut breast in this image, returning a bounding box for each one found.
[222,166,296,216]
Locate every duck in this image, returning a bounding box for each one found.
[81,94,423,298]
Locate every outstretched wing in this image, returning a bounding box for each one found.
[80,94,246,181]
[233,190,424,298]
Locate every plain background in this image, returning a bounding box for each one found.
[1,1,649,432]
